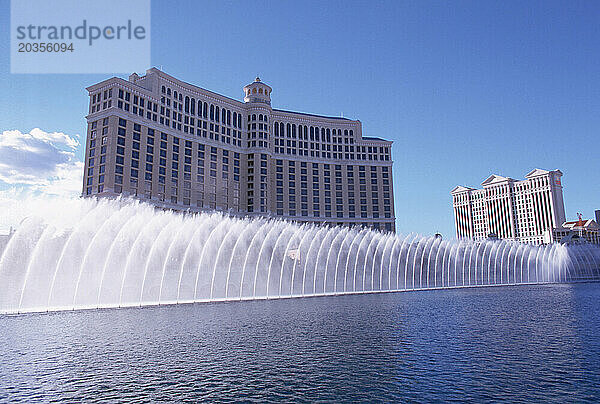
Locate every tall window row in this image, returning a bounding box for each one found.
[274,159,392,222]
[105,85,392,163]
[85,117,109,195]
[246,153,268,213]
[90,89,112,113]
[161,85,243,146]
[273,121,390,161]
[112,85,245,148]
[247,113,269,148]
[101,118,241,211]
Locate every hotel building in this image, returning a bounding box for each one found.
[83,68,395,231]
[451,169,566,244]
[547,215,600,245]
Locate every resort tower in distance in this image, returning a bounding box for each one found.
[451,169,566,244]
[83,68,395,231]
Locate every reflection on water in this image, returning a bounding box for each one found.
[0,284,599,402]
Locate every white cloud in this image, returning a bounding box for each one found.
[0,128,83,197]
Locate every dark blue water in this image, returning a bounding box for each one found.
[1,284,599,402]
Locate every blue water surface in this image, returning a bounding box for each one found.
[0,284,599,402]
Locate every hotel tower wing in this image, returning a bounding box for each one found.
[83,68,395,231]
[452,169,566,244]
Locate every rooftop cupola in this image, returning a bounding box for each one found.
[243,77,272,105]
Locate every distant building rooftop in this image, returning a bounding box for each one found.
[563,219,599,230]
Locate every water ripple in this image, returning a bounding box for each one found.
[0,284,599,402]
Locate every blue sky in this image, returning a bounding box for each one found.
[0,0,598,237]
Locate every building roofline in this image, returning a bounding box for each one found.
[362,136,390,142]
[451,185,475,194]
[86,68,246,108]
[86,68,394,144]
[481,174,516,187]
[272,108,354,121]
[244,81,272,91]
[86,76,122,92]
[145,67,245,106]
[453,168,565,195]
[525,168,563,178]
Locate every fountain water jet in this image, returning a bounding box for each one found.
[1,196,599,314]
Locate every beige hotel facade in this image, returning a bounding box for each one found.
[83,68,395,231]
[452,169,566,244]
